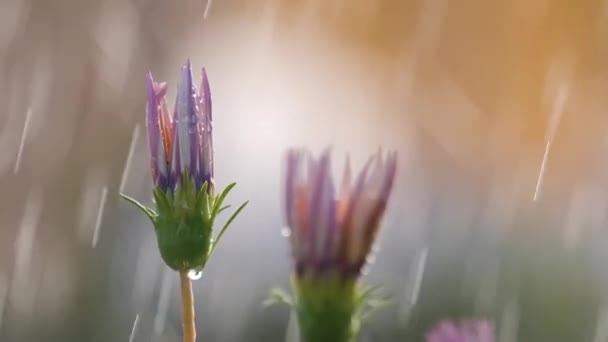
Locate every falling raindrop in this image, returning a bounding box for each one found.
[187,269,203,280]
[533,140,551,202]
[128,314,140,342]
[11,188,43,324]
[203,0,212,19]
[13,107,33,174]
[534,81,568,202]
[92,186,109,248]
[119,124,140,194]
[408,246,428,305]
[281,227,291,237]
[398,245,429,326]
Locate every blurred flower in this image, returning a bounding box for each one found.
[121,60,247,272]
[270,149,397,342]
[426,320,495,342]
[146,60,213,193]
[285,148,397,279]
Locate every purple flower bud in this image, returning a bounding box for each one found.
[145,61,214,193]
[146,73,172,191]
[283,149,397,279]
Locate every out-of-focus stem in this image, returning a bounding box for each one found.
[179,271,196,342]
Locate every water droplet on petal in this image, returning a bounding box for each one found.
[187,270,203,280]
[370,242,381,254]
[361,264,371,276]
[281,227,291,237]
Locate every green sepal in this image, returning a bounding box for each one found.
[210,182,236,227]
[208,200,249,258]
[217,205,230,215]
[264,277,391,342]
[294,276,359,342]
[152,176,212,271]
[120,175,248,273]
[119,193,157,222]
[196,182,211,219]
[354,284,392,323]
[263,287,295,307]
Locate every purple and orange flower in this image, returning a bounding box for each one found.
[145,60,214,193]
[272,149,397,342]
[284,149,398,279]
[121,60,247,272]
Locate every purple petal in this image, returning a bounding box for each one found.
[312,149,336,264]
[426,321,463,342]
[425,320,495,342]
[285,149,300,229]
[342,156,373,264]
[330,155,351,261]
[309,149,331,263]
[175,60,200,182]
[339,154,352,200]
[170,103,181,189]
[198,67,213,189]
[350,156,374,209]
[470,320,495,342]
[285,149,305,262]
[379,151,398,203]
[201,68,212,121]
[319,182,337,264]
[145,72,168,189]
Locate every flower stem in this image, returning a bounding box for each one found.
[179,271,196,342]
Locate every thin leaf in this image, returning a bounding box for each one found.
[211,182,237,219]
[120,193,156,221]
[197,182,210,217]
[217,205,230,215]
[358,299,392,322]
[358,285,383,303]
[208,200,249,257]
[263,287,294,307]
[355,285,392,321]
[153,188,170,211]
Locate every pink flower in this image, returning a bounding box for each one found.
[426,320,495,342]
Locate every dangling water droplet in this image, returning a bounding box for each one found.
[281,227,291,237]
[187,269,203,280]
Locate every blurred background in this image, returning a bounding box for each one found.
[0,0,607,341]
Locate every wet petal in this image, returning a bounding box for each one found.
[285,149,301,229]
[343,157,374,265]
[198,68,213,188]
[200,68,212,121]
[175,60,200,180]
[170,104,181,185]
[283,149,397,278]
[146,72,168,188]
[310,149,335,262]
[337,154,352,226]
